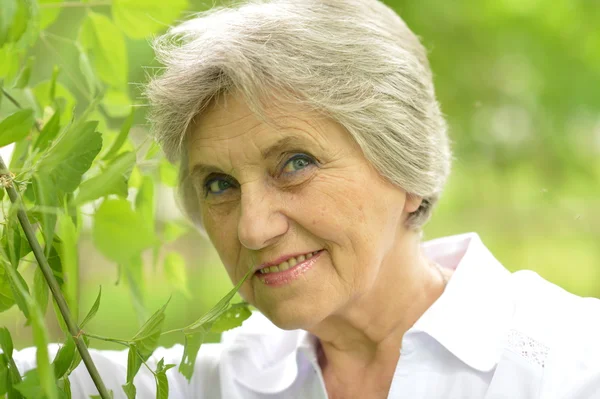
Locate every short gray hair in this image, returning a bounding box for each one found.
[146,0,452,230]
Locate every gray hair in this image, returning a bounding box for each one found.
[146,0,452,230]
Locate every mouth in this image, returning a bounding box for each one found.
[256,250,323,275]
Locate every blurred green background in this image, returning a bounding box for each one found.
[1,0,599,350]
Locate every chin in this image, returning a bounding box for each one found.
[260,305,324,331]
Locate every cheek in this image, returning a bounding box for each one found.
[203,207,240,267]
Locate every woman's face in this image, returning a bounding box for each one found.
[188,93,420,330]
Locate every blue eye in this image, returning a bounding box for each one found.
[281,154,315,174]
[204,177,234,195]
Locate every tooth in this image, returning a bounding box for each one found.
[279,261,290,271]
[269,266,279,273]
[288,258,297,267]
[297,255,306,262]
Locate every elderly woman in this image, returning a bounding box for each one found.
[11,0,600,398]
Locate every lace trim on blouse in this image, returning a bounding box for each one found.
[506,329,549,368]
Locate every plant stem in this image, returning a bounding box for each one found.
[1,88,21,109]
[84,333,131,347]
[0,157,112,399]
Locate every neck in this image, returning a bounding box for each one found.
[308,233,448,384]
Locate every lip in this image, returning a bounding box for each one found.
[256,250,322,273]
[255,250,323,287]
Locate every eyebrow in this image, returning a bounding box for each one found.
[189,136,314,182]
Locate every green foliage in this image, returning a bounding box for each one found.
[0,109,34,147]
[80,287,102,329]
[78,12,128,89]
[92,199,156,264]
[0,0,252,397]
[155,358,176,399]
[112,0,188,39]
[163,252,191,298]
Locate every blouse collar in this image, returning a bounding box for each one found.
[221,232,513,394]
[407,232,514,372]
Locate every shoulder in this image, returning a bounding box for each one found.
[508,269,600,349]
[507,270,600,398]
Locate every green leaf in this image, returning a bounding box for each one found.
[1,352,24,399]
[123,255,147,325]
[1,215,23,267]
[178,331,205,382]
[92,198,156,264]
[77,45,98,96]
[75,151,136,205]
[47,241,64,286]
[0,264,16,313]
[210,302,252,333]
[0,44,22,83]
[34,109,61,152]
[112,0,188,39]
[0,0,30,47]
[122,299,169,397]
[13,55,34,89]
[144,141,160,161]
[14,369,43,399]
[122,379,136,399]
[57,376,71,399]
[102,108,135,160]
[101,89,131,118]
[4,260,30,321]
[32,175,58,256]
[9,0,30,44]
[183,266,254,333]
[78,12,128,89]
[159,158,178,187]
[163,221,188,243]
[33,80,75,123]
[80,286,101,328]
[0,358,7,396]
[155,358,175,399]
[52,337,76,380]
[123,345,141,399]
[131,299,169,355]
[0,108,34,147]
[7,127,30,173]
[39,0,63,30]
[31,307,59,399]
[37,119,102,193]
[0,0,17,47]
[0,328,14,358]
[33,268,49,316]
[3,259,57,399]
[163,252,190,298]
[178,268,253,381]
[57,212,79,317]
[135,175,155,231]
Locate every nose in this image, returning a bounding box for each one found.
[237,183,288,250]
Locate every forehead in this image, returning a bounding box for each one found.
[188,93,333,153]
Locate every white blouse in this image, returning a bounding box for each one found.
[12,232,600,398]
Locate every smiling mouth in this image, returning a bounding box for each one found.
[257,251,322,274]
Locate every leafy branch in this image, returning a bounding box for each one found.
[0,155,113,399]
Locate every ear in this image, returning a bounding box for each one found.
[404,193,422,214]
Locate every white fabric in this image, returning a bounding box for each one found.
[11,232,600,398]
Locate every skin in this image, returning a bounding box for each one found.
[187,92,453,398]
